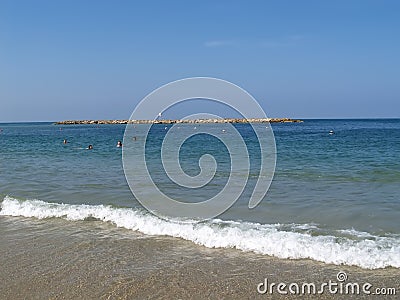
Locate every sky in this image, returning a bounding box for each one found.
[1,0,400,122]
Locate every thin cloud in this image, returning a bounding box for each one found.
[204,40,237,47]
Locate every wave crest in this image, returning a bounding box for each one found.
[1,196,399,269]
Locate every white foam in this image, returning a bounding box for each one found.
[1,196,400,269]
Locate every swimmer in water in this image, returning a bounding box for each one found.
[117,140,122,147]
[63,139,68,144]
[87,144,93,150]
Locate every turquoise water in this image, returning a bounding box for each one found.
[1,119,400,269]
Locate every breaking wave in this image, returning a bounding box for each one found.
[1,196,399,269]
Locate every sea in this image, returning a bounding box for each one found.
[1,119,399,270]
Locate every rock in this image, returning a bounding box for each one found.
[55,118,303,125]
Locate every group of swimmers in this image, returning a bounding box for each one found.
[62,139,122,150]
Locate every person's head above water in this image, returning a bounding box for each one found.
[63,139,68,144]
[117,141,122,147]
[87,144,93,150]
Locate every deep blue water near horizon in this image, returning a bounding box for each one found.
[1,119,400,268]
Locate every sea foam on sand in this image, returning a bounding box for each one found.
[1,196,399,269]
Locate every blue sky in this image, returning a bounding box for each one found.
[1,0,399,121]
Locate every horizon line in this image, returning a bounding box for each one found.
[1,117,400,124]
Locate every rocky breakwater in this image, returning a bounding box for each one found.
[55,118,303,125]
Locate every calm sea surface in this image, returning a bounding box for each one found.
[1,119,399,269]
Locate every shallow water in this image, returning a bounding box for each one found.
[0,215,398,299]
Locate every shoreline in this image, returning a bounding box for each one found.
[0,216,398,299]
[54,118,303,125]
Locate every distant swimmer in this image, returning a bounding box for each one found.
[87,144,93,150]
[133,136,137,141]
[117,140,123,147]
[63,139,68,144]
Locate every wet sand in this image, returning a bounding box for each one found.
[0,216,398,299]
